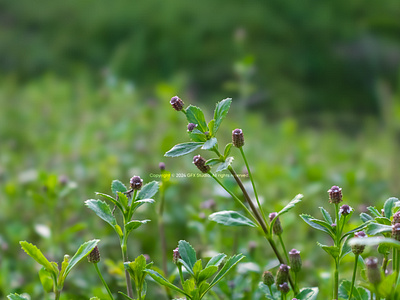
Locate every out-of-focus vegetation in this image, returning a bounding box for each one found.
[1,1,400,299]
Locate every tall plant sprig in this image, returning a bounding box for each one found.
[165,96,312,297]
[85,177,159,299]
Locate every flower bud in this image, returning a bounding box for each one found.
[339,204,352,216]
[88,246,100,264]
[170,96,184,111]
[393,211,400,224]
[173,247,181,265]
[276,264,290,286]
[159,162,166,171]
[269,212,283,236]
[262,270,274,286]
[351,231,367,255]
[187,123,197,132]
[365,257,381,285]
[130,176,143,190]
[278,282,290,294]
[232,129,245,148]
[193,155,210,173]
[328,185,342,204]
[289,249,302,273]
[392,223,400,241]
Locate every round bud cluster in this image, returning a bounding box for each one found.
[269,212,283,236]
[339,204,352,216]
[159,162,166,171]
[232,128,245,148]
[276,264,290,286]
[392,223,400,241]
[351,231,367,255]
[173,247,181,265]
[193,155,210,173]
[328,185,342,204]
[170,96,184,111]
[278,282,290,294]
[365,257,381,285]
[130,176,143,190]
[187,123,197,132]
[262,270,274,286]
[289,249,302,273]
[88,246,100,264]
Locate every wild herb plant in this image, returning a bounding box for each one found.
[145,240,245,300]
[165,96,317,299]
[85,177,159,299]
[7,239,99,300]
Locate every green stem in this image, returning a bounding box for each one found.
[178,264,185,286]
[382,254,388,274]
[294,272,298,294]
[55,291,60,300]
[239,147,267,224]
[349,254,359,300]
[278,234,290,264]
[127,190,138,221]
[94,263,114,300]
[394,249,397,274]
[334,258,339,300]
[122,245,134,298]
[268,285,273,297]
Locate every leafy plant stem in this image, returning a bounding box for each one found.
[349,254,359,300]
[122,246,134,298]
[278,234,290,264]
[239,147,267,224]
[178,264,185,286]
[294,272,298,293]
[55,291,60,300]
[158,187,168,278]
[382,253,389,274]
[94,263,114,300]
[268,285,273,297]
[334,258,339,300]
[127,190,138,221]
[394,248,397,274]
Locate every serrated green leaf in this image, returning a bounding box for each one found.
[340,240,352,260]
[137,181,159,200]
[341,222,370,242]
[85,199,117,228]
[198,265,218,282]
[215,157,234,173]
[125,255,147,284]
[19,241,56,275]
[165,142,204,157]
[189,129,207,142]
[95,192,124,212]
[186,105,208,132]
[202,137,217,150]
[183,278,196,295]
[199,281,210,296]
[339,279,368,300]
[64,239,99,277]
[208,254,244,289]
[375,217,391,225]
[208,119,215,137]
[206,158,222,166]
[206,253,227,268]
[320,207,333,224]
[145,269,189,296]
[111,180,127,195]
[367,206,381,218]
[117,192,129,209]
[125,220,150,236]
[317,242,339,258]
[178,240,197,274]
[7,294,29,300]
[213,98,232,134]
[366,222,392,235]
[348,237,400,249]
[270,194,303,235]
[223,143,233,158]
[193,259,203,278]
[38,267,54,293]
[360,213,373,223]
[300,214,334,237]
[295,287,319,300]
[209,210,257,227]
[310,219,335,237]
[384,197,399,219]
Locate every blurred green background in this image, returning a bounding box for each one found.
[1,0,400,299]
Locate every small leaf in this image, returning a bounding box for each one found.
[165,142,204,157]
[317,242,339,258]
[186,105,208,132]
[178,240,197,274]
[183,278,196,295]
[118,291,135,300]
[375,217,391,225]
[366,222,392,235]
[202,137,217,150]
[348,237,400,249]
[189,130,207,142]
[125,255,147,283]
[295,287,319,300]
[340,240,352,260]
[339,279,368,300]
[145,269,188,296]
[209,211,257,227]
[64,239,100,277]
[310,219,335,238]
[300,214,333,237]
[125,220,150,236]
[137,181,159,200]
[360,213,373,223]
[209,254,245,288]
[198,281,210,296]
[341,222,370,242]
[320,207,333,224]
[38,267,54,293]
[367,206,381,218]
[19,241,56,275]
[215,157,234,173]
[117,192,129,209]
[206,253,227,268]
[213,98,232,134]
[193,259,203,278]
[198,265,218,282]
[85,200,117,228]
[7,294,29,300]
[206,158,222,166]
[208,119,215,137]
[384,197,399,219]
[223,143,233,158]
[95,192,124,212]
[111,180,128,195]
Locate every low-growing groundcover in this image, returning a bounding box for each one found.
[6,97,400,300]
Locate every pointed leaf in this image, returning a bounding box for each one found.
[95,192,124,212]
[117,192,129,209]
[213,98,232,134]
[348,237,400,249]
[125,255,147,283]
[320,207,333,224]
[209,210,257,227]
[64,239,99,277]
[295,287,319,300]
[360,213,373,223]
[206,253,227,268]
[183,278,196,295]
[300,214,333,237]
[126,220,150,236]
[38,267,54,293]
[366,222,392,235]
[216,157,234,173]
[19,241,56,275]
[270,194,303,234]
[178,240,197,273]
[309,219,335,238]
[384,197,399,219]
[206,158,222,166]
[118,292,135,300]
[145,269,189,296]
[165,142,204,157]
[209,254,245,288]
[111,180,127,195]
[7,295,29,300]
[208,119,215,137]
[189,130,207,142]
[202,138,217,150]
[186,105,208,132]
[317,242,339,258]
[341,222,370,242]
[223,143,233,158]
[198,265,218,282]
[367,206,381,218]
[85,200,117,228]
[193,259,203,278]
[137,181,159,200]
[339,279,368,300]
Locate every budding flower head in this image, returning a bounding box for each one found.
[269,212,283,236]
[289,249,302,273]
[278,282,290,294]
[173,247,181,265]
[130,176,143,190]
[393,211,400,224]
[328,185,342,204]
[193,155,210,173]
[339,204,352,216]
[392,223,400,241]
[232,128,245,148]
[187,123,197,132]
[159,162,166,171]
[351,231,367,255]
[365,257,381,285]
[88,246,100,264]
[262,270,274,286]
[276,264,290,285]
[170,96,184,111]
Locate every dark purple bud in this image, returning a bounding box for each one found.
[339,204,352,216]
[187,123,197,132]
[276,264,290,285]
[88,246,100,263]
[58,174,69,186]
[159,162,166,171]
[351,231,367,255]
[130,176,143,190]
[201,199,216,210]
[365,257,381,285]
[143,254,151,263]
[278,282,290,294]
[170,96,184,111]
[393,211,400,224]
[262,270,274,286]
[269,212,283,236]
[289,249,302,273]
[193,155,211,173]
[392,223,400,241]
[381,209,385,217]
[173,247,181,265]
[232,128,245,148]
[328,185,342,204]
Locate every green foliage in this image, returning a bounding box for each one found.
[165,142,204,157]
[209,210,257,227]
